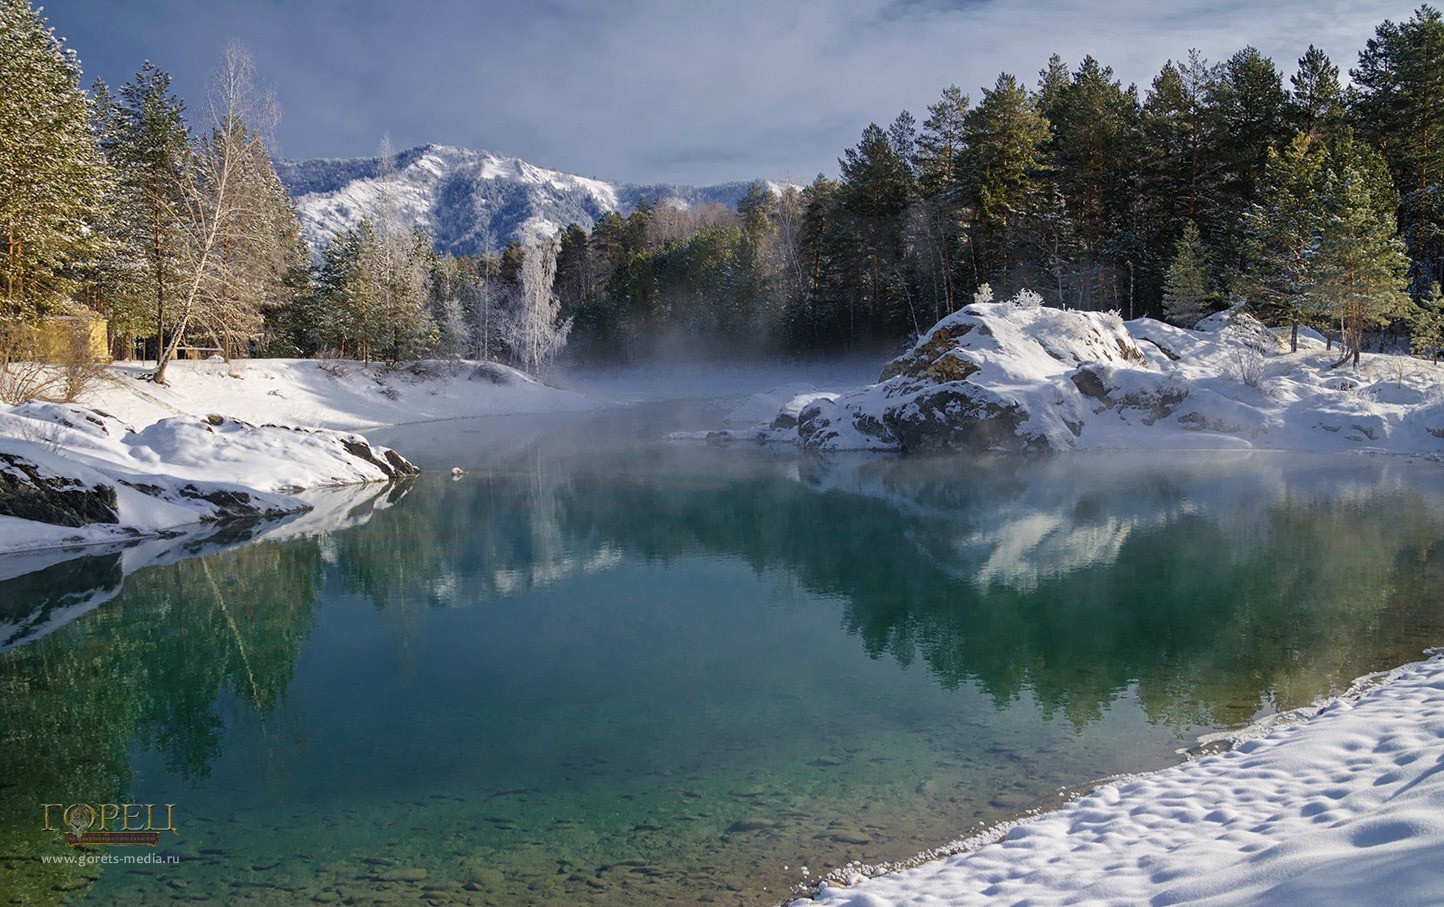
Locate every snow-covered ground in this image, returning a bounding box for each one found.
[791,652,1444,907]
[85,358,596,431]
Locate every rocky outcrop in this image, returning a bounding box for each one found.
[0,453,119,527]
[790,294,1153,453]
[0,404,420,546]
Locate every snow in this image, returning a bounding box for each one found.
[726,293,1444,455]
[276,143,770,256]
[791,652,1444,907]
[0,395,411,556]
[85,358,594,431]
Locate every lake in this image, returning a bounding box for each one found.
[4,401,1444,906]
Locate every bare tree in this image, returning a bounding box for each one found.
[151,43,279,383]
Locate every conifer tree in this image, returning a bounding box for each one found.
[837,123,915,337]
[1237,134,1328,350]
[1314,149,1414,368]
[1210,47,1290,263]
[1352,6,1444,292]
[1288,45,1347,142]
[916,86,969,195]
[113,62,190,363]
[0,0,112,318]
[1162,221,1214,326]
[961,74,1051,289]
[1410,281,1444,361]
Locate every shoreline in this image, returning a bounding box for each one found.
[784,649,1444,907]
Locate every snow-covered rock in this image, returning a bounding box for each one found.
[0,403,416,555]
[732,290,1444,455]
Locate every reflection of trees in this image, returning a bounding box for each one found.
[0,538,327,904]
[542,452,1444,731]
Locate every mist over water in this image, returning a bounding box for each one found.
[4,401,1444,905]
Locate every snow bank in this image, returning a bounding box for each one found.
[82,358,592,432]
[791,652,1444,907]
[723,293,1444,455]
[0,402,415,556]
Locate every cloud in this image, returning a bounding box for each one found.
[44,0,1421,185]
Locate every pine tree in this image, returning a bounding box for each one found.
[961,73,1051,289]
[81,76,148,356]
[1237,133,1328,351]
[1140,51,1223,316]
[1038,55,1143,310]
[1352,6,1444,292]
[1288,45,1347,142]
[1210,47,1290,264]
[0,0,112,318]
[916,86,969,195]
[1162,221,1214,326]
[837,122,915,338]
[1314,147,1414,368]
[113,62,190,363]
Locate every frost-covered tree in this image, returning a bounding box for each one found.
[152,44,292,382]
[508,236,570,375]
[0,0,112,318]
[1162,221,1214,326]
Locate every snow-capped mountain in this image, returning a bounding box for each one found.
[275,144,774,255]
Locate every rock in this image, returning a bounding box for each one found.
[790,295,1152,453]
[377,868,428,883]
[0,453,118,526]
[339,438,419,479]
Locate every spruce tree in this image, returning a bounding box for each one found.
[1410,282,1444,361]
[0,0,112,318]
[1162,221,1214,326]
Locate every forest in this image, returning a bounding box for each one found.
[4,0,1444,376]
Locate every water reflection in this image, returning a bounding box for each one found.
[2,431,1443,906]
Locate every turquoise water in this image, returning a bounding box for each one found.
[4,405,1444,906]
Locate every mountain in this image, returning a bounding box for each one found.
[275,144,775,256]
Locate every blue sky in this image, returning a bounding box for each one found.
[41,0,1422,185]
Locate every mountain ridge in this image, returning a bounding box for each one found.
[275,143,775,256]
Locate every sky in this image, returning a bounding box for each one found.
[41,0,1424,187]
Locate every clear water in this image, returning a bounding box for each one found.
[4,403,1444,906]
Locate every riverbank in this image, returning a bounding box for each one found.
[790,651,1444,907]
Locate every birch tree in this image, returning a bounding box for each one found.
[508,235,571,375]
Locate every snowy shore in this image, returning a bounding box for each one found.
[790,652,1444,907]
